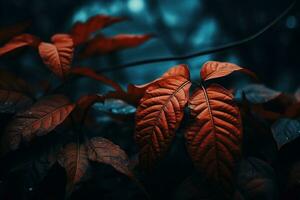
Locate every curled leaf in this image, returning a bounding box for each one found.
[38,34,74,78]
[58,143,89,197]
[201,61,256,81]
[86,137,133,177]
[70,15,125,46]
[135,75,191,170]
[185,84,242,196]
[0,34,40,56]
[1,95,74,154]
[79,34,152,58]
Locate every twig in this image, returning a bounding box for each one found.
[96,0,296,73]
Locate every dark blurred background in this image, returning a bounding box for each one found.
[0,0,299,93]
[0,0,299,199]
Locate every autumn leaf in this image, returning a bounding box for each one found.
[0,70,33,113]
[79,34,152,58]
[58,142,89,197]
[0,34,40,56]
[0,21,31,43]
[86,137,133,178]
[185,83,242,196]
[135,75,191,170]
[70,15,125,46]
[1,95,75,155]
[200,61,256,81]
[70,67,123,92]
[38,34,74,78]
[106,64,189,106]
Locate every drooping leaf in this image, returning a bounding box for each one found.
[70,67,123,92]
[135,75,191,170]
[58,142,89,197]
[86,137,133,178]
[0,21,30,43]
[0,70,33,113]
[70,15,125,46]
[236,84,282,104]
[200,61,256,81]
[0,34,40,56]
[236,157,277,200]
[79,34,152,58]
[38,34,74,78]
[185,83,242,196]
[1,95,74,154]
[106,64,189,106]
[271,118,300,149]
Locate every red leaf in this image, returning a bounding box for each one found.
[70,67,123,92]
[70,15,125,46]
[58,143,89,197]
[135,75,191,170]
[185,84,242,196]
[38,34,74,78]
[201,61,257,81]
[106,64,189,106]
[86,137,133,178]
[0,21,31,42]
[79,34,152,58]
[1,95,75,154]
[0,34,40,56]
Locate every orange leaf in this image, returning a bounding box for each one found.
[79,34,152,58]
[70,15,125,46]
[106,64,190,106]
[135,76,191,170]
[200,61,257,81]
[1,95,74,154]
[185,84,242,196]
[58,143,89,197]
[70,67,123,92]
[0,21,30,42]
[38,34,74,78]
[0,34,40,56]
[86,137,133,178]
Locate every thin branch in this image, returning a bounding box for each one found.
[97,0,296,73]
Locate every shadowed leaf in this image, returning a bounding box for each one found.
[1,95,74,154]
[271,118,300,149]
[38,34,74,78]
[58,143,89,197]
[0,70,33,113]
[236,157,277,200]
[236,84,282,104]
[185,83,242,197]
[86,137,133,178]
